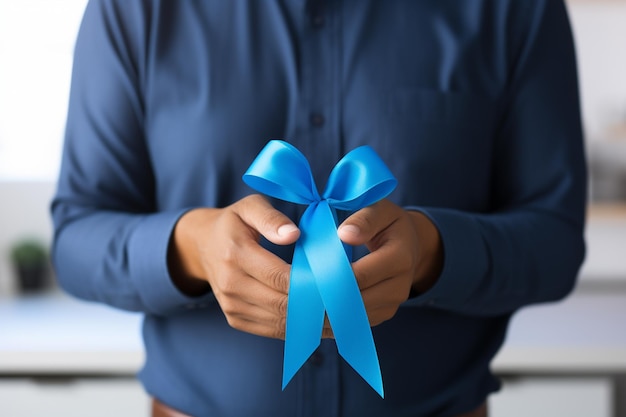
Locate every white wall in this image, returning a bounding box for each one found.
[0,0,88,181]
[567,1,626,141]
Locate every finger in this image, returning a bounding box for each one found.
[321,315,334,338]
[236,194,300,245]
[352,243,412,290]
[218,273,289,317]
[360,277,411,327]
[221,296,285,328]
[225,311,286,340]
[360,275,411,311]
[321,327,335,339]
[236,241,291,294]
[337,199,399,246]
[365,305,401,328]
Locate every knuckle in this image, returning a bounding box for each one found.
[354,267,372,290]
[369,316,382,327]
[273,327,286,340]
[382,305,399,322]
[221,240,240,264]
[219,298,237,316]
[267,265,289,292]
[273,294,289,316]
[368,306,398,327]
[218,275,238,297]
[260,209,285,231]
[273,315,287,338]
[392,291,408,306]
[224,314,242,330]
[370,314,385,327]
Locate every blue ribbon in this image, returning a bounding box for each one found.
[243,140,397,398]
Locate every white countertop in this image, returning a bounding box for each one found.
[492,292,626,374]
[0,292,142,374]
[1,290,625,376]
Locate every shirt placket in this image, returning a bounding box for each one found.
[297,0,342,185]
[296,1,342,417]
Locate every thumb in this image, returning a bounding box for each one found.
[338,200,397,246]
[337,211,372,246]
[237,195,300,245]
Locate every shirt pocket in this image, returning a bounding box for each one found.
[381,89,498,210]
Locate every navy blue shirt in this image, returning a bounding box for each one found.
[52,1,586,416]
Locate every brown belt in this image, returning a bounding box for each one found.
[458,402,488,417]
[152,398,488,417]
[152,399,194,417]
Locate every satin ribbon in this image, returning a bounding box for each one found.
[243,140,396,398]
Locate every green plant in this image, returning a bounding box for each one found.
[10,239,48,267]
[10,239,50,292]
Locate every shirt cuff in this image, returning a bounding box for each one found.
[403,207,489,312]
[128,209,216,316]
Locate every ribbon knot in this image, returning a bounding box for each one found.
[243,140,396,397]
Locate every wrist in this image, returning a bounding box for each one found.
[407,210,443,295]
[167,208,213,296]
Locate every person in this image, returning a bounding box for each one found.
[51,0,586,416]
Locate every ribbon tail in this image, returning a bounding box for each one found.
[282,237,325,390]
[302,202,384,397]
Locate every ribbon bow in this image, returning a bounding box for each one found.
[243,140,396,397]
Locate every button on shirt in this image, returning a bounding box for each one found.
[52,1,586,416]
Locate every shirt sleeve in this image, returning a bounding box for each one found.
[406,0,587,316]
[51,0,216,316]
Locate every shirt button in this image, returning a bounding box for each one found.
[309,113,325,127]
[307,0,325,28]
[309,352,324,367]
[312,15,325,28]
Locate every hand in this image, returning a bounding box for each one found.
[337,199,443,327]
[167,194,300,339]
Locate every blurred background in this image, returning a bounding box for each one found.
[0,0,625,416]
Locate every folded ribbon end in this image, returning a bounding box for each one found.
[337,337,385,398]
[362,366,384,399]
[374,382,385,399]
[282,341,320,390]
[281,363,297,391]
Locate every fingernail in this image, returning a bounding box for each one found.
[339,224,360,237]
[278,224,298,237]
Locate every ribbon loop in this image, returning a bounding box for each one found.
[243,141,320,204]
[243,140,397,398]
[324,145,398,209]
